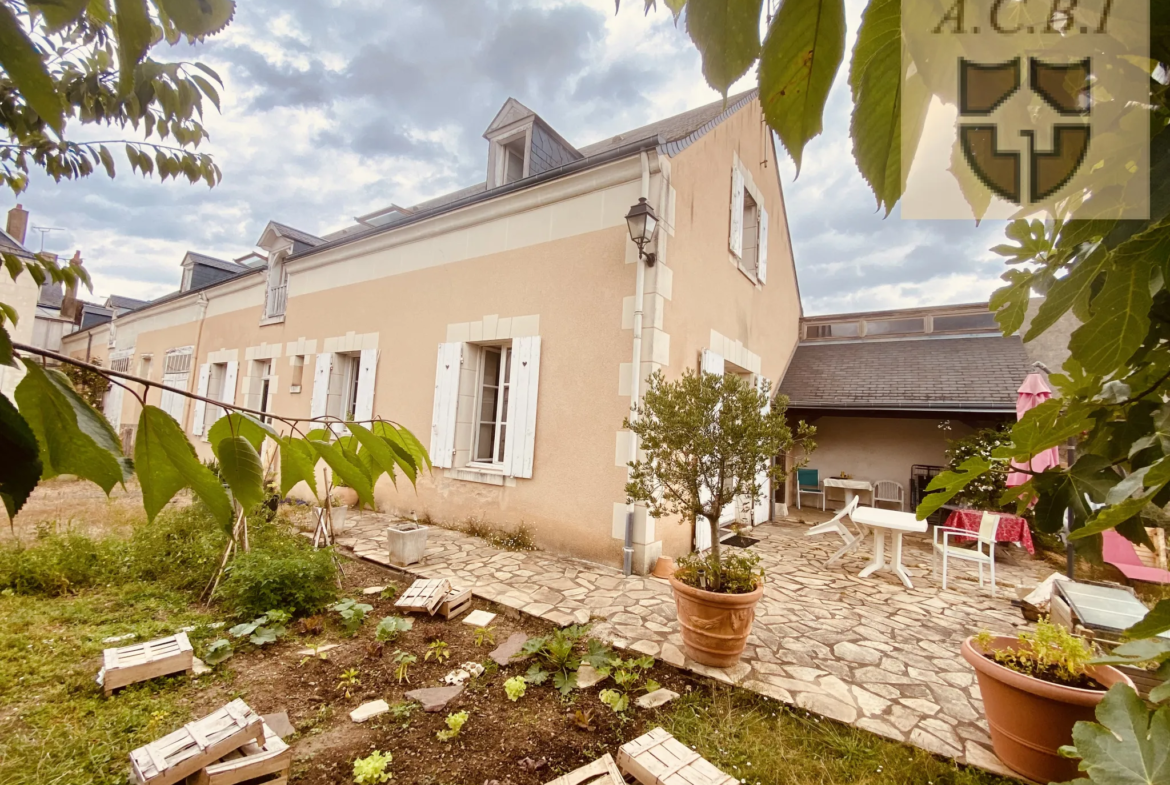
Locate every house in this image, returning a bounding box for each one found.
[60,91,803,572]
[0,204,38,397]
[776,300,1074,513]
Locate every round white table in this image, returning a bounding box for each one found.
[849,506,928,588]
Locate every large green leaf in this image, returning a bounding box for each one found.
[386,422,431,473]
[155,0,235,37]
[216,435,264,511]
[112,0,152,94]
[1060,683,1170,784]
[998,398,1093,460]
[27,0,89,31]
[135,405,232,528]
[0,3,64,132]
[915,456,990,519]
[989,269,1032,336]
[372,422,419,486]
[0,324,11,367]
[348,423,398,487]
[278,436,318,499]
[1070,251,1156,376]
[848,0,925,214]
[0,392,42,519]
[309,439,375,509]
[684,0,763,96]
[1026,455,1118,534]
[1126,600,1170,640]
[1070,496,1154,541]
[14,361,126,493]
[207,412,276,457]
[1025,246,1112,342]
[758,0,846,173]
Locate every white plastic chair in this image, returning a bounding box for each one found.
[805,496,862,564]
[873,481,904,510]
[933,511,999,596]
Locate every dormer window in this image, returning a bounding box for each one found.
[483,97,582,189]
[502,137,526,184]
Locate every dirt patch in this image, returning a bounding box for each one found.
[189,559,695,785]
[5,477,146,542]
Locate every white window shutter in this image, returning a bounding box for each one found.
[191,363,211,436]
[222,361,238,406]
[701,349,724,376]
[729,166,745,258]
[757,206,769,284]
[105,383,124,431]
[754,376,772,524]
[430,342,463,469]
[310,353,332,420]
[354,348,378,422]
[503,336,541,479]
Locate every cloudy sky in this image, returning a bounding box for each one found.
[13,0,1009,314]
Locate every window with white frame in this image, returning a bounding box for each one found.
[430,336,541,478]
[159,346,193,424]
[309,348,379,429]
[729,160,769,285]
[192,358,238,437]
[473,346,511,465]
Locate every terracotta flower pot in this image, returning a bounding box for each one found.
[333,487,359,508]
[651,556,675,579]
[961,636,1135,783]
[669,575,764,668]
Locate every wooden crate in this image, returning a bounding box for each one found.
[395,578,451,615]
[544,753,625,785]
[1136,527,1168,571]
[618,728,736,785]
[101,632,193,696]
[438,587,472,619]
[130,699,264,785]
[190,721,291,785]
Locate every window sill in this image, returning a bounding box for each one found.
[259,314,285,326]
[445,467,516,487]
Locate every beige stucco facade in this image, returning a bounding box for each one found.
[62,97,803,571]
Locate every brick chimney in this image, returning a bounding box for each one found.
[59,250,83,323]
[6,204,28,245]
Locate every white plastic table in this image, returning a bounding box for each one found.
[850,506,928,588]
[823,478,873,507]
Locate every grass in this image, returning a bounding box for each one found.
[659,688,1014,785]
[0,584,225,785]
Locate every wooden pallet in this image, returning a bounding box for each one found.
[190,721,291,785]
[438,587,472,619]
[395,578,451,615]
[617,728,736,785]
[130,699,264,785]
[100,632,194,696]
[545,753,625,785]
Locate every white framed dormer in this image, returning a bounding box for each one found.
[728,153,769,286]
[257,222,292,325]
[482,97,581,189]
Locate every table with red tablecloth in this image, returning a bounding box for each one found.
[942,509,1035,554]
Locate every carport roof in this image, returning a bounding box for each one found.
[777,335,1033,413]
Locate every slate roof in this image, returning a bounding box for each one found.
[777,336,1032,412]
[0,228,33,259]
[106,294,148,310]
[186,252,248,273]
[269,222,325,248]
[39,281,64,308]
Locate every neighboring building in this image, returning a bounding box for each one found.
[105,295,148,316]
[0,204,38,397]
[776,300,1068,513]
[62,91,802,571]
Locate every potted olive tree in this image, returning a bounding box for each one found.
[625,369,813,667]
[962,620,1136,782]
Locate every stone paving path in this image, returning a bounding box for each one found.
[338,513,1053,778]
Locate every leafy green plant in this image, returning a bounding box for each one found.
[425,640,451,664]
[374,616,413,643]
[519,625,592,694]
[218,533,340,618]
[436,710,469,742]
[462,517,538,551]
[202,638,233,666]
[352,750,393,785]
[380,586,398,601]
[599,688,628,714]
[673,549,764,595]
[1091,637,1170,704]
[388,701,416,727]
[330,599,374,636]
[504,676,527,702]
[973,620,1098,688]
[625,370,811,592]
[572,708,596,731]
[473,626,495,647]
[524,664,550,686]
[337,667,361,698]
[393,650,417,684]
[227,609,290,647]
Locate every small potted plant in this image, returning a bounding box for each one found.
[625,370,814,667]
[386,518,430,567]
[962,619,1135,783]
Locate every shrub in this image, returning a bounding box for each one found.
[0,528,127,596]
[945,425,1014,511]
[129,506,229,592]
[218,532,339,618]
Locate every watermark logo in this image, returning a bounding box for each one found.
[901,0,1149,220]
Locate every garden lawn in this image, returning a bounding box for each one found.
[0,559,1018,785]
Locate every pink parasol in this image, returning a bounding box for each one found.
[1006,372,1060,487]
